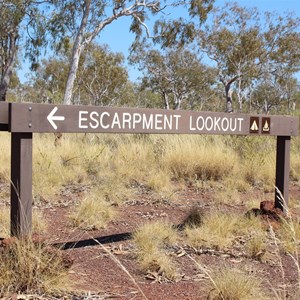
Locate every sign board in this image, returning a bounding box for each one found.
[1,102,299,236]
[9,103,299,136]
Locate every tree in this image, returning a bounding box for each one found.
[47,0,215,105]
[251,74,300,114]
[132,46,216,110]
[0,0,46,101]
[30,56,69,104]
[0,0,25,101]
[77,44,128,106]
[197,3,300,113]
[29,43,130,106]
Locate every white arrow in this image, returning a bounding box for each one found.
[47,107,65,130]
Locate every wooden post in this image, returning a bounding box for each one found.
[275,136,291,211]
[11,133,33,237]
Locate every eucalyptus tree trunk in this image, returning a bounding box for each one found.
[163,91,170,109]
[225,84,233,113]
[63,1,91,105]
[0,33,17,101]
[220,75,239,113]
[63,43,84,105]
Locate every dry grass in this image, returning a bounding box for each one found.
[213,187,242,206]
[69,189,116,230]
[290,156,300,181]
[227,136,276,191]
[291,135,300,181]
[245,233,267,260]
[0,238,71,296]
[33,134,102,197]
[132,220,178,280]
[0,207,47,238]
[206,266,267,300]
[163,135,238,182]
[185,211,240,250]
[1,130,300,298]
[133,219,177,253]
[0,133,294,205]
[277,217,300,254]
[234,214,268,261]
[0,133,10,182]
[185,210,265,251]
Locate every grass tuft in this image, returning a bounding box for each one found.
[69,191,116,230]
[163,136,237,182]
[0,238,71,296]
[0,208,47,238]
[207,266,267,300]
[133,220,178,280]
[185,211,239,250]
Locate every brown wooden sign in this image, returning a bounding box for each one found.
[0,102,299,237]
[9,103,299,136]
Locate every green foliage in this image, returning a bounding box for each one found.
[29,43,130,105]
[46,0,215,104]
[198,2,300,113]
[77,44,129,106]
[131,46,217,110]
[152,0,215,48]
[0,0,47,100]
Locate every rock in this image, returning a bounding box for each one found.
[245,200,285,224]
[260,200,275,213]
[0,237,17,248]
[259,200,285,222]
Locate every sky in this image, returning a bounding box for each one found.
[20,0,300,83]
[98,0,300,82]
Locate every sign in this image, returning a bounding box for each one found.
[262,117,271,134]
[8,103,299,136]
[47,107,65,130]
[1,102,299,236]
[250,117,259,134]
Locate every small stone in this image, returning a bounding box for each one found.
[260,200,274,213]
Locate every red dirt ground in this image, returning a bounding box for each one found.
[2,183,300,299]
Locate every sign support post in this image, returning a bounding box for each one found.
[10,133,33,237]
[275,136,291,211]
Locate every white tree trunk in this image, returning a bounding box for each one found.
[63,43,84,105]
[163,91,169,109]
[63,0,91,105]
